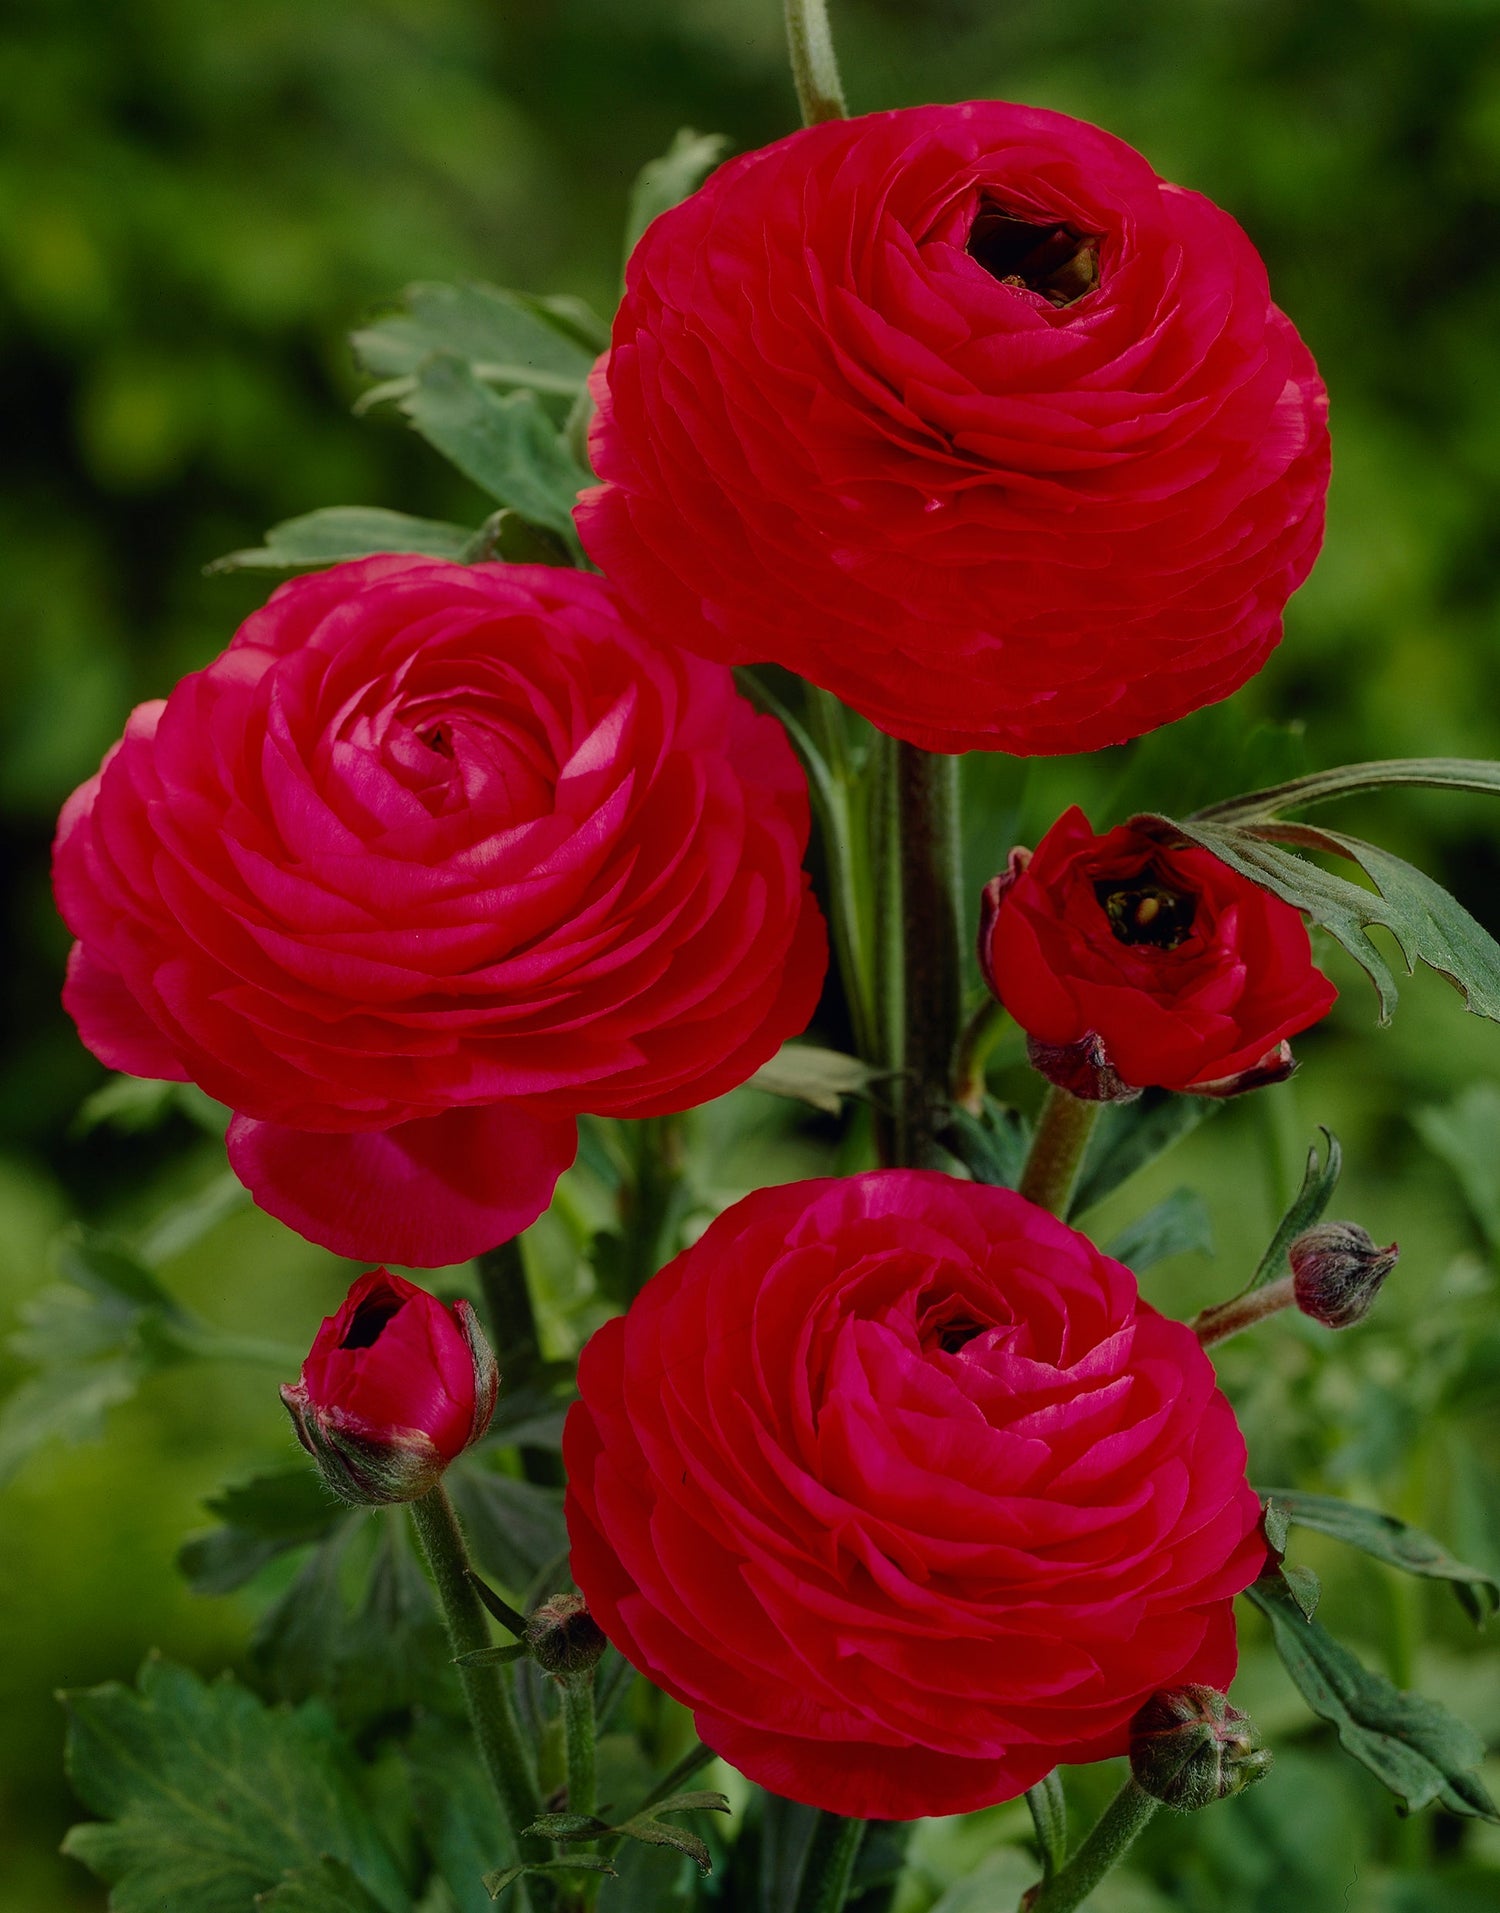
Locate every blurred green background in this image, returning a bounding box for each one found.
[4,0,1500,1907]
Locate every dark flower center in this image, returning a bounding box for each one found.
[937,1318,987,1354]
[967,201,1100,307]
[340,1296,404,1350]
[1096,875,1198,949]
[423,723,454,757]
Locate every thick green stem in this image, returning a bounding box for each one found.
[561,1675,597,1818]
[1022,1779,1159,1913]
[410,1486,546,1880]
[1025,1771,1068,1878]
[892,743,964,1169]
[784,0,847,124]
[1191,1273,1297,1347]
[795,1811,864,1913]
[1018,1087,1099,1217]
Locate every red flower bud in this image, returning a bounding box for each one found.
[1290,1223,1399,1329]
[1129,1685,1272,1811]
[280,1269,498,1505]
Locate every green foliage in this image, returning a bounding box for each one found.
[1070,1092,1219,1218]
[1104,1188,1213,1273]
[61,1656,412,1912]
[211,506,476,573]
[1246,1571,1500,1822]
[352,281,598,408]
[256,1858,393,1912]
[624,131,731,259]
[1248,1128,1342,1293]
[746,1044,888,1117]
[1261,1488,1500,1624]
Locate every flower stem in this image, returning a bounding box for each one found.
[1022,1778,1159,1913]
[795,1811,865,1913]
[560,1674,597,1818]
[1025,1771,1069,1878]
[410,1485,547,1879]
[477,1240,543,1388]
[784,0,847,125]
[1018,1086,1099,1216]
[892,742,964,1169]
[1191,1272,1297,1347]
[953,996,1008,1115]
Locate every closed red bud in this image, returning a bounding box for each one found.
[1129,1685,1272,1811]
[280,1269,498,1505]
[1290,1223,1399,1329]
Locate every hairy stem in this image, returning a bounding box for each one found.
[1191,1273,1297,1347]
[1025,1771,1069,1878]
[784,0,847,124]
[410,1486,547,1889]
[893,743,964,1169]
[1017,1087,1099,1216]
[1022,1779,1159,1913]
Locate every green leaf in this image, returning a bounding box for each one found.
[1194,756,1500,825]
[462,509,574,568]
[523,1813,613,1842]
[1249,1129,1341,1293]
[399,356,588,547]
[250,1525,359,1705]
[352,281,595,398]
[55,1227,181,1314]
[334,1515,453,1726]
[71,1075,226,1138]
[633,1791,730,1819]
[484,1860,616,1901]
[624,130,730,257]
[256,1857,392,1911]
[61,1657,411,1913]
[1069,1090,1218,1217]
[1105,1187,1213,1272]
[209,506,476,574]
[0,1356,142,1489]
[447,1468,568,1594]
[1259,1489,1500,1624]
[179,1467,345,1595]
[1144,814,1500,1025]
[745,1043,887,1116]
[1246,1573,1500,1820]
[404,1717,498,1913]
[940,1098,1031,1190]
[615,1817,711,1874]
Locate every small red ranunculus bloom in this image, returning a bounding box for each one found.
[564,1171,1265,1819]
[53,557,826,1266]
[578,101,1330,757]
[980,806,1337,1098]
[281,1268,498,1504]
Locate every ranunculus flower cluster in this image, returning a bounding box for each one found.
[53,557,826,1265]
[565,1171,1265,1819]
[281,1268,497,1504]
[980,807,1336,1098]
[579,101,1330,756]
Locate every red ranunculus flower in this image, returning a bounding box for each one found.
[53,558,826,1266]
[565,1171,1265,1819]
[578,102,1329,756]
[980,806,1336,1098]
[281,1268,497,1504]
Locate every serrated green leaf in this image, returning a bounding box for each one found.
[1105,1187,1213,1272]
[1246,1573,1500,1820]
[55,1228,180,1314]
[178,1467,345,1595]
[335,1515,454,1726]
[0,1356,143,1488]
[625,130,730,257]
[352,281,595,396]
[1281,1560,1323,1620]
[939,1098,1031,1190]
[1070,1090,1218,1217]
[1260,1489,1500,1624]
[1194,756,1500,824]
[256,1856,392,1911]
[745,1043,886,1116]
[1102,706,1307,828]
[616,1817,711,1873]
[209,506,476,574]
[61,1658,411,1913]
[404,1717,501,1913]
[250,1525,358,1705]
[635,1791,730,1818]
[523,1813,613,1841]
[399,356,588,547]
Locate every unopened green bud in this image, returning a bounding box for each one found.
[526,1593,608,1677]
[1129,1686,1272,1811]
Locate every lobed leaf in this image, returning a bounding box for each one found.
[256,1857,391,1911]
[1246,1573,1500,1820]
[1194,756,1500,824]
[208,506,475,574]
[61,1658,411,1913]
[940,1098,1031,1191]
[484,1859,617,1901]
[1249,1128,1342,1293]
[399,356,588,547]
[352,280,596,396]
[1261,1489,1500,1624]
[746,1043,887,1116]
[178,1468,344,1596]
